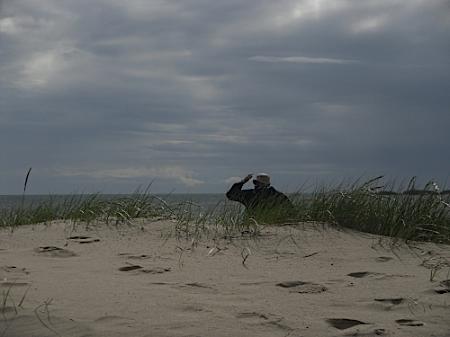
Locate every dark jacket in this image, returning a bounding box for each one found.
[226,182,294,220]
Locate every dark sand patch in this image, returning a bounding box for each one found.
[326,318,368,330]
[395,319,424,327]
[118,265,143,271]
[68,236,100,244]
[127,254,152,260]
[347,271,376,278]
[374,298,404,305]
[435,279,450,293]
[119,265,171,274]
[140,267,171,274]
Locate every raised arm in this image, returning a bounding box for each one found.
[226,174,253,204]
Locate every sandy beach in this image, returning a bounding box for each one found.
[1,221,449,337]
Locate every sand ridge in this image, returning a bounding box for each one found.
[0,220,449,337]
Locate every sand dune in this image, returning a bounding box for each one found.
[1,221,449,337]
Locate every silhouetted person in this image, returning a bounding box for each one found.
[226,173,294,223]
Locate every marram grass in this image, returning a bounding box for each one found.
[292,177,450,244]
[0,177,449,244]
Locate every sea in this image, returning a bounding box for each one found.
[0,194,228,212]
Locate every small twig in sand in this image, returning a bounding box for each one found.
[275,235,300,255]
[303,251,319,258]
[34,298,62,337]
[241,247,251,268]
[207,244,228,257]
[18,285,31,309]
[1,285,18,337]
[176,246,187,269]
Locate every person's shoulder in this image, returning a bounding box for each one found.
[268,186,288,196]
[268,186,281,193]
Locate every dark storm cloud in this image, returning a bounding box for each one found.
[1,0,449,193]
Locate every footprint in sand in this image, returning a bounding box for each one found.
[347,271,380,278]
[395,319,424,327]
[236,312,292,331]
[374,298,404,305]
[434,279,450,294]
[2,265,30,275]
[440,279,450,287]
[326,318,368,330]
[140,267,171,274]
[67,236,100,244]
[119,265,143,272]
[1,265,31,288]
[346,271,410,280]
[34,246,77,258]
[276,281,327,294]
[119,264,171,274]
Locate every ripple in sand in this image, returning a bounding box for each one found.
[237,312,270,322]
[184,282,213,289]
[0,281,30,287]
[236,312,291,331]
[176,282,217,294]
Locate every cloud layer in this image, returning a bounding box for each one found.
[1,0,449,193]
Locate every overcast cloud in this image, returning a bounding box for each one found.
[1,0,449,193]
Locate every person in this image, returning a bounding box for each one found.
[226,173,294,223]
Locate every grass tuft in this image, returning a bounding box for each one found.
[0,177,449,244]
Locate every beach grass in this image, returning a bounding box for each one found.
[292,177,450,244]
[0,177,449,244]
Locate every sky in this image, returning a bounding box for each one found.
[0,0,449,194]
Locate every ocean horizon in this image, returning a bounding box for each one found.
[0,193,227,212]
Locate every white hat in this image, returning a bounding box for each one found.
[254,173,271,185]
